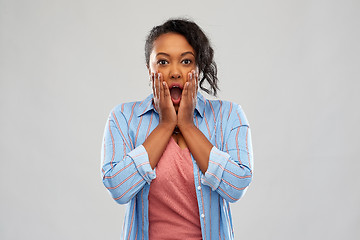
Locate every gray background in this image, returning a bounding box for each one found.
[1,0,359,239]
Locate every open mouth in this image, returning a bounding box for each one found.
[169,85,182,105]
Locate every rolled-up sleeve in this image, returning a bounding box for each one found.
[127,145,156,183]
[201,105,253,203]
[101,109,156,204]
[201,147,229,190]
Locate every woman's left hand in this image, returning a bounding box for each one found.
[177,70,198,130]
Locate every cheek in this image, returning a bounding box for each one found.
[149,63,166,75]
[149,63,158,73]
[149,65,168,76]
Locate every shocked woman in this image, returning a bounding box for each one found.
[101,18,253,240]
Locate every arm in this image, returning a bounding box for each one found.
[101,110,155,204]
[180,115,253,203]
[143,72,177,169]
[179,124,212,173]
[177,71,212,173]
[101,72,176,204]
[178,71,253,202]
[201,106,253,203]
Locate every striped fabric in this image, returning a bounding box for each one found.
[101,92,253,240]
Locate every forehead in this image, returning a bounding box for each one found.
[151,32,195,55]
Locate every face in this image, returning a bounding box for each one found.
[148,32,197,110]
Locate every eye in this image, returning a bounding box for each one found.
[182,59,192,65]
[157,59,168,65]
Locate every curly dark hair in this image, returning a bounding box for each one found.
[145,18,219,96]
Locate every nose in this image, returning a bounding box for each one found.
[170,72,181,79]
[170,66,181,79]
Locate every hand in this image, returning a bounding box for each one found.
[151,72,177,130]
[177,70,198,130]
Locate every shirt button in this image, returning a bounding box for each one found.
[201,214,205,218]
[197,186,201,190]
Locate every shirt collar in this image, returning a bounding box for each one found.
[136,94,155,117]
[137,92,205,118]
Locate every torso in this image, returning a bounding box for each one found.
[172,133,188,149]
[148,137,202,240]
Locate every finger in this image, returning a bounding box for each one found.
[156,72,161,99]
[190,70,196,98]
[184,82,189,99]
[163,78,170,99]
[193,71,198,96]
[151,73,156,97]
[158,72,164,100]
[153,73,158,99]
[151,73,156,98]
[186,70,191,83]
[195,72,199,93]
[183,72,191,98]
[189,70,196,98]
[189,70,197,101]
[188,71,193,98]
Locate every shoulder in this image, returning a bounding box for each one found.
[109,94,153,121]
[204,97,249,127]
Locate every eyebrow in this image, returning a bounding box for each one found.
[181,51,195,57]
[156,52,170,57]
[156,51,195,57]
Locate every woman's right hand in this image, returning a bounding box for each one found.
[151,72,177,130]
[143,72,177,169]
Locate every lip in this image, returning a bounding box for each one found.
[168,83,183,105]
[168,83,183,90]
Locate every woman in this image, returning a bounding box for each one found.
[101,19,253,240]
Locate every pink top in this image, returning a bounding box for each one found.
[148,137,202,240]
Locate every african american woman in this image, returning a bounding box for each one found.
[101,18,254,240]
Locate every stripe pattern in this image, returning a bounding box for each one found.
[100,92,253,240]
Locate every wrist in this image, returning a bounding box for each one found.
[158,122,176,133]
[177,121,196,132]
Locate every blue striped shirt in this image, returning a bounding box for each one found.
[101,92,253,240]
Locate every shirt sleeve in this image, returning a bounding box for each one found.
[100,108,156,204]
[201,104,253,203]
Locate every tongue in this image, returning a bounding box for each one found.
[170,87,182,100]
